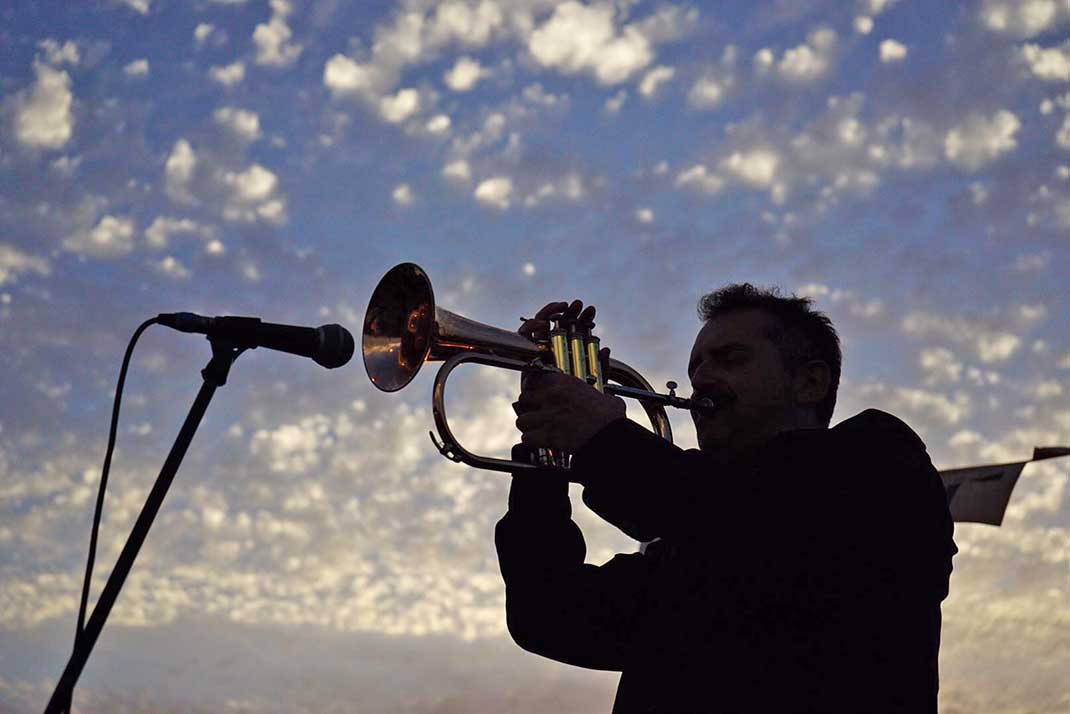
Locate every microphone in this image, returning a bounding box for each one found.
[157,312,355,369]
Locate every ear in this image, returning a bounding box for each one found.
[792,360,831,407]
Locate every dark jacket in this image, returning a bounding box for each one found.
[495,409,957,713]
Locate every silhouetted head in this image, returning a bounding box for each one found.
[688,284,841,459]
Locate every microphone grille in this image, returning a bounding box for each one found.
[316,324,355,369]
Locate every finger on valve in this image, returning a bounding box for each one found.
[519,300,569,340]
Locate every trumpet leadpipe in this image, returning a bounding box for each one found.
[604,384,718,417]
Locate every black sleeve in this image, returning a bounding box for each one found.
[568,418,732,543]
[568,412,956,607]
[494,445,651,671]
[824,411,957,605]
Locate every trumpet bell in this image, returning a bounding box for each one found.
[364,263,548,393]
[363,262,436,392]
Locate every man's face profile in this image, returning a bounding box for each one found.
[687,307,797,457]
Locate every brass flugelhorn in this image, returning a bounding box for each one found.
[363,263,715,473]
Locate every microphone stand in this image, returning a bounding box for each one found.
[44,337,245,714]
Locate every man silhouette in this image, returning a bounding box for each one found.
[496,284,956,713]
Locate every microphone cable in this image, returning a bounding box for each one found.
[63,316,158,713]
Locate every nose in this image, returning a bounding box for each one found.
[689,359,733,400]
[689,365,719,396]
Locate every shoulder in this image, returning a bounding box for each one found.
[771,409,928,463]
[829,409,939,486]
[832,408,927,451]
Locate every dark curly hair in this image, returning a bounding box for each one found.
[697,283,841,427]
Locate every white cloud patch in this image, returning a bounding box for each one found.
[253,0,303,68]
[426,114,451,134]
[37,39,80,66]
[920,346,964,385]
[144,217,217,249]
[123,58,150,78]
[443,56,488,91]
[890,386,972,426]
[1021,42,1070,81]
[854,15,874,34]
[1013,251,1050,272]
[879,39,907,63]
[685,45,737,111]
[944,109,1021,171]
[861,0,899,15]
[758,27,837,83]
[12,61,75,150]
[523,173,586,207]
[980,0,1070,38]
[0,244,51,286]
[795,283,885,319]
[473,176,513,209]
[688,76,728,110]
[378,88,421,123]
[392,183,415,206]
[527,1,654,85]
[321,3,507,117]
[1024,181,1070,229]
[63,215,136,258]
[159,137,287,226]
[1029,379,1064,400]
[194,23,217,47]
[208,61,245,87]
[1057,113,1070,148]
[720,148,781,188]
[119,0,151,14]
[447,111,507,160]
[902,310,1024,364]
[213,106,261,142]
[442,159,471,183]
[605,89,627,113]
[222,164,286,225]
[671,93,982,211]
[151,255,192,280]
[675,164,724,194]
[323,54,384,99]
[638,65,674,98]
[323,1,686,127]
[1038,93,1070,115]
[164,139,198,204]
[250,415,334,475]
[520,82,567,111]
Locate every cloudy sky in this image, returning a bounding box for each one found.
[1,0,1069,711]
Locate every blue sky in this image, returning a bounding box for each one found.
[1,0,1069,711]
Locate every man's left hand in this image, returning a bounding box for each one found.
[514,369,627,453]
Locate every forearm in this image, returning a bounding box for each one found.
[494,467,646,670]
[570,418,712,542]
[495,470,585,587]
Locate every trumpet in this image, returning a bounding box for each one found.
[363,263,716,473]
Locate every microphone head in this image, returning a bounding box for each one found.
[314,324,356,369]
